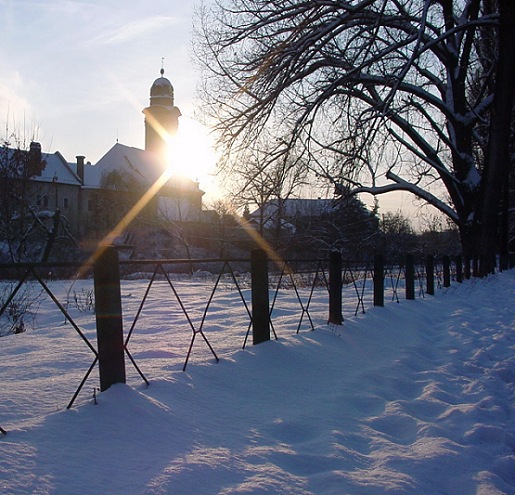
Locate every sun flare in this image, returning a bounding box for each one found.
[166,117,217,186]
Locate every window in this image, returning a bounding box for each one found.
[63,198,69,209]
[43,195,48,208]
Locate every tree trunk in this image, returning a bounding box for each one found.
[41,209,61,263]
[458,218,479,266]
[478,0,515,275]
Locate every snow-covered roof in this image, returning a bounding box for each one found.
[1,146,82,186]
[2,142,202,195]
[85,142,201,193]
[34,151,82,186]
[84,143,164,187]
[250,198,335,220]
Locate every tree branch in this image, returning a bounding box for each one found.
[339,170,459,223]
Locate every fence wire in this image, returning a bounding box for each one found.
[1,254,462,418]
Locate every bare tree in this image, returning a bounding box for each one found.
[194,0,514,271]
[288,194,381,259]
[477,0,515,271]
[380,211,418,260]
[207,199,240,257]
[157,194,194,266]
[418,213,461,257]
[225,134,309,251]
[0,137,73,263]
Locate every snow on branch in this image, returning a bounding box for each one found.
[339,171,458,223]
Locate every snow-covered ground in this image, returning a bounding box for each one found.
[1,269,514,494]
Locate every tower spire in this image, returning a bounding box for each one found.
[142,64,181,156]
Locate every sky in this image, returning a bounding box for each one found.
[0,266,514,494]
[0,0,221,194]
[0,0,430,218]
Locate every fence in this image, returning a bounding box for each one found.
[0,247,497,431]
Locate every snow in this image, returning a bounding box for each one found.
[1,270,514,494]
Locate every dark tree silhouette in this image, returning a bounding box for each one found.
[195,0,514,272]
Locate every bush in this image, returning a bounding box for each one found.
[0,283,41,337]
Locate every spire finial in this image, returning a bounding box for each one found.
[160,57,165,76]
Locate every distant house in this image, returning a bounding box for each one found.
[1,70,205,251]
[0,141,82,229]
[248,198,336,235]
[79,142,204,238]
[246,197,380,258]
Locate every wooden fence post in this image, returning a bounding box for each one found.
[464,256,471,279]
[373,254,384,307]
[251,249,270,345]
[328,251,343,325]
[405,254,415,300]
[473,257,479,277]
[442,255,451,287]
[426,255,435,296]
[456,255,463,283]
[93,246,126,392]
[500,253,509,271]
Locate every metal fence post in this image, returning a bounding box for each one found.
[426,255,435,296]
[443,255,451,287]
[373,254,384,307]
[328,251,343,325]
[405,254,415,300]
[251,249,270,345]
[93,246,126,392]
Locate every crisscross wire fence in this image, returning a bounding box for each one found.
[1,249,471,431]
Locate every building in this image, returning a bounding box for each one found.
[0,70,205,259]
[246,197,380,258]
[143,68,181,156]
[248,198,336,235]
[80,69,204,241]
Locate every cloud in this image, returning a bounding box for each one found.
[0,66,35,128]
[88,15,181,46]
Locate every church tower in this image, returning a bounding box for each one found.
[142,68,181,157]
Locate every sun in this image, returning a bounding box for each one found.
[166,117,218,185]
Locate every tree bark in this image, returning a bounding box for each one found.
[478,0,515,275]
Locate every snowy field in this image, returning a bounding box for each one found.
[0,269,514,494]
